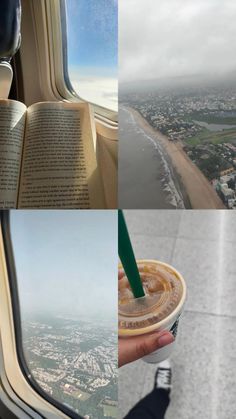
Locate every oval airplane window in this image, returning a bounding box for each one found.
[9,210,118,419]
[64,0,118,112]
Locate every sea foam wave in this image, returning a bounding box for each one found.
[123,107,185,209]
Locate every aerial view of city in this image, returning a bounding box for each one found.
[119,0,236,209]
[120,79,236,209]
[10,211,118,419]
[22,315,117,419]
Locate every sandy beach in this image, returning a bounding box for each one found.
[129,107,225,209]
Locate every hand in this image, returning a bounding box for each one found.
[119,330,174,367]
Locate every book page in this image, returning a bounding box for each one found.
[18,102,105,209]
[0,100,26,208]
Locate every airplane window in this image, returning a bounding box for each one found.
[9,211,118,419]
[64,0,118,112]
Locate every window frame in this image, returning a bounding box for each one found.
[45,0,118,123]
[19,0,118,126]
[0,337,31,419]
[0,211,82,419]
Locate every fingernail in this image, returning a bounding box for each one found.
[157,332,174,347]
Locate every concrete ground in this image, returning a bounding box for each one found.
[119,210,236,419]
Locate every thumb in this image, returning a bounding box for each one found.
[119,331,174,367]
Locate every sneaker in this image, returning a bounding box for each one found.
[154,359,172,393]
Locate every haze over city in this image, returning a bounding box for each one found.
[11,211,117,319]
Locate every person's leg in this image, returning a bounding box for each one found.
[124,388,170,419]
[124,360,172,419]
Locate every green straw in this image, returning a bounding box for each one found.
[118,210,145,298]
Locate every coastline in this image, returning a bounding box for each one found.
[120,105,189,209]
[128,107,225,209]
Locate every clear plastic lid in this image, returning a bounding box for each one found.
[119,261,183,331]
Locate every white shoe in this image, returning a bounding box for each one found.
[154,359,172,393]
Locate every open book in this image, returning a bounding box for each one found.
[0,100,106,209]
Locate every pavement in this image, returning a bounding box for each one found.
[119,210,236,419]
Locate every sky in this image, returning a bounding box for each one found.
[10,211,117,320]
[65,0,118,110]
[120,0,236,83]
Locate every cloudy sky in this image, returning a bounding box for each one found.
[11,211,117,320]
[66,0,117,110]
[120,0,236,83]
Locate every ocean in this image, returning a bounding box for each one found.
[119,106,187,209]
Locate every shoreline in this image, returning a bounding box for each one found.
[121,105,188,209]
[128,107,225,209]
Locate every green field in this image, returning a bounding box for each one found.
[184,112,236,125]
[103,404,118,418]
[70,389,91,401]
[185,127,236,146]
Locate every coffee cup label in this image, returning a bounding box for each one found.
[169,316,180,338]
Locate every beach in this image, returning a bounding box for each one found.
[129,107,225,209]
[119,107,189,209]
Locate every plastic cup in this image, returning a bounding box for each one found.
[118,259,186,363]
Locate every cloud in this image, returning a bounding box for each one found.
[120,0,236,82]
[71,76,118,111]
